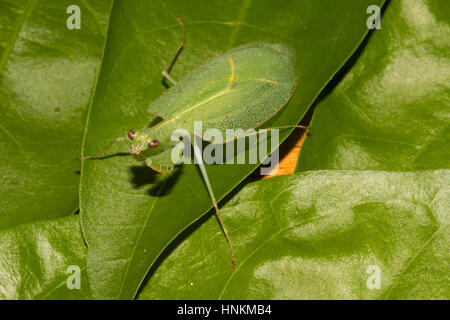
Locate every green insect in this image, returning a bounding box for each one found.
[77,17,305,266]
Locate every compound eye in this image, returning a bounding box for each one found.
[127,129,136,140]
[147,139,159,149]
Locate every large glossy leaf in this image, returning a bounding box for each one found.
[0,215,91,300]
[0,0,112,229]
[296,0,450,171]
[79,0,384,299]
[138,170,450,300]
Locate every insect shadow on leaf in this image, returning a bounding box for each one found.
[129,165,183,197]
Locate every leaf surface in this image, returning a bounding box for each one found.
[0,0,113,229]
[296,0,450,171]
[138,170,450,300]
[0,215,90,300]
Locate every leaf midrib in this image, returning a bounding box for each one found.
[77,0,115,297]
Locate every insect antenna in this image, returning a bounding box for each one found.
[75,136,127,161]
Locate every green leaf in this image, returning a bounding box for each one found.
[80,0,384,299]
[0,215,91,300]
[138,170,450,300]
[296,0,450,172]
[0,0,113,229]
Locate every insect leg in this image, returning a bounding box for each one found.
[161,15,185,86]
[268,125,309,131]
[231,125,309,141]
[192,134,236,267]
[75,136,127,161]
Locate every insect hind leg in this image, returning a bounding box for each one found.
[191,135,236,267]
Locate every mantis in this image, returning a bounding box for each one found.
[76,17,306,266]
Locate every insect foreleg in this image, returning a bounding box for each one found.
[75,136,127,161]
[192,134,236,267]
[161,16,185,86]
